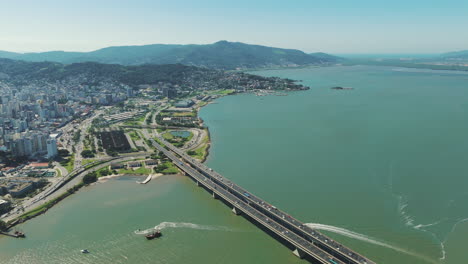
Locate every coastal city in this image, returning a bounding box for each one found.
[2,1,468,264]
[0,66,308,228]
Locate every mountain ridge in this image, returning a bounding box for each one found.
[0,41,340,70]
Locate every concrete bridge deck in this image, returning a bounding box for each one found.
[150,137,375,264]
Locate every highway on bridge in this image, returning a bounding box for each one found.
[150,137,375,264]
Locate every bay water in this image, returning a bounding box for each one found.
[1,65,467,264]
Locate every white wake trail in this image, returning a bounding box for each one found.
[134,222,232,235]
[305,223,439,264]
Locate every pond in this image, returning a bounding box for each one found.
[170,130,191,138]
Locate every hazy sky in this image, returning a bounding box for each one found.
[1,0,467,54]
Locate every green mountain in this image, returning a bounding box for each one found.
[0,41,339,69]
[309,52,343,61]
[0,58,308,92]
[441,50,468,59]
[0,58,205,85]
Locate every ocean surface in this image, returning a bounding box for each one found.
[1,65,468,264]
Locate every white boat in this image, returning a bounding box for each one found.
[81,249,90,254]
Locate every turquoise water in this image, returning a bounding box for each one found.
[170,130,191,138]
[1,65,468,263]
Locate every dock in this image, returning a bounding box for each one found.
[137,174,153,184]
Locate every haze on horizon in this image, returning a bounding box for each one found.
[1,0,467,54]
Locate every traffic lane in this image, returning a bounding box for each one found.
[155,146,343,264]
[160,140,372,264]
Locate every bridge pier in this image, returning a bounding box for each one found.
[212,192,217,199]
[232,207,241,215]
[196,181,200,186]
[292,248,305,259]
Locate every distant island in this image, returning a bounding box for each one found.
[331,86,353,90]
[344,50,468,72]
[0,41,341,70]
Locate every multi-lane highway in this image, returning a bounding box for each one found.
[150,136,375,264]
[150,139,347,264]
[1,153,150,222]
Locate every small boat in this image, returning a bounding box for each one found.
[81,249,90,254]
[14,231,25,238]
[145,229,162,240]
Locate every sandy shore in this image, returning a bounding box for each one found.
[98,173,165,183]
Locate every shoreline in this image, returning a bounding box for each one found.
[97,173,165,183]
[1,87,301,232]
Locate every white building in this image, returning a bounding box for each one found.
[46,137,58,159]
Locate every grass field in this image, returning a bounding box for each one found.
[60,154,75,173]
[161,162,179,174]
[162,132,174,140]
[117,166,152,175]
[81,159,96,166]
[210,89,235,95]
[188,134,209,160]
[129,130,141,141]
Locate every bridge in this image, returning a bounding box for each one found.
[150,137,376,264]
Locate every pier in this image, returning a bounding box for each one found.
[150,137,376,264]
[138,174,153,184]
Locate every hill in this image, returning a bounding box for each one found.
[441,50,468,59]
[0,41,339,70]
[0,58,308,91]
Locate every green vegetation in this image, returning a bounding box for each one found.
[162,132,174,140]
[210,89,235,95]
[123,120,141,126]
[160,111,195,117]
[96,167,112,177]
[83,171,98,184]
[0,56,310,93]
[154,137,166,148]
[55,169,62,177]
[135,114,146,123]
[81,159,96,166]
[117,166,152,175]
[154,161,179,174]
[72,129,81,143]
[162,130,193,148]
[83,134,97,154]
[187,134,209,160]
[58,149,70,157]
[146,112,153,125]
[0,41,338,69]
[0,220,7,231]
[80,149,95,158]
[129,130,141,141]
[59,154,75,173]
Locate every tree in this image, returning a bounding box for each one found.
[58,149,70,157]
[0,220,7,231]
[154,163,168,173]
[80,150,95,158]
[83,172,97,184]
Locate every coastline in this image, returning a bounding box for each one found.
[1,87,301,232]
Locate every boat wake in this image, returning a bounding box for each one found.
[134,222,232,235]
[305,223,439,264]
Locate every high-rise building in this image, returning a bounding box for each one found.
[46,138,58,159]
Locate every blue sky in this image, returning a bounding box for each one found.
[0,0,467,54]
